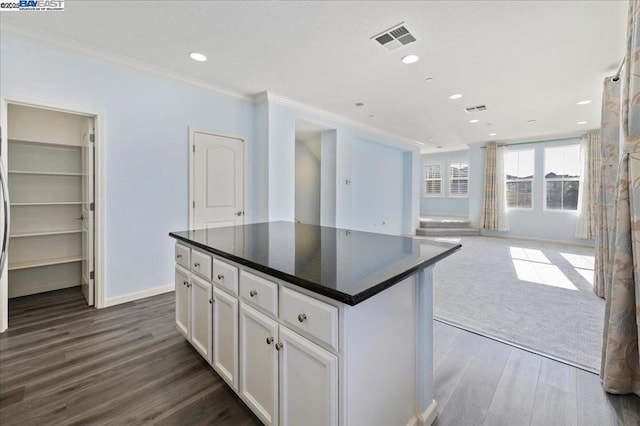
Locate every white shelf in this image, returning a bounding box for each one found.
[10,229,82,238]
[11,202,83,206]
[8,139,82,149]
[8,255,84,271]
[9,170,83,176]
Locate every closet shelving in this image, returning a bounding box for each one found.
[7,104,87,297]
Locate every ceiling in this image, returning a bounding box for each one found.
[0,1,627,152]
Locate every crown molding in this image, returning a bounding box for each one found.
[0,19,254,103]
[257,91,424,150]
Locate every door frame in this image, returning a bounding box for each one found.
[0,94,106,332]
[188,127,248,229]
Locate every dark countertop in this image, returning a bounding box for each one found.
[169,221,461,306]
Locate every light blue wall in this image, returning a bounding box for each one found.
[0,36,257,299]
[351,138,405,235]
[263,101,420,235]
[420,150,470,217]
[469,137,594,245]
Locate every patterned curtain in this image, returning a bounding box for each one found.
[481,144,509,231]
[601,0,640,397]
[576,132,601,239]
[594,80,622,298]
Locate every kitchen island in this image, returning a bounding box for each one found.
[169,221,460,426]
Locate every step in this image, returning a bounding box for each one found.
[419,217,472,229]
[415,227,480,237]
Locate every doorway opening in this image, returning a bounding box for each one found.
[294,120,336,226]
[0,100,103,332]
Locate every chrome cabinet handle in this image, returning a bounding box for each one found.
[275,342,283,351]
[266,337,274,345]
[194,262,200,268]
[250,290,257,297]
[217,274,224,280]
[298,313,307,323]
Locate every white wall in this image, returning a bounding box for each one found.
[0,36,257,300]
[469,137,594,245]
[295,137,321,225]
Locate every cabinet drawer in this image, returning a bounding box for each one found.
[191,250,212,280]
[240,270,278,317]
[175,243,190,269]
[213,258,239,295]
[280,287,338,351]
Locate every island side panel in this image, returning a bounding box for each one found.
[343,275,417,426]
[416,267,437,425]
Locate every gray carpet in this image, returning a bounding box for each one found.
[432,236,603,373]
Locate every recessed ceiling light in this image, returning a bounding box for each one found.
[577,121,588,125]
[449,94,463,100]
[368,114,375,118]
[527,119,537,123]
[189,52,207,62]
[469,119,479,123]
[355,102,366,107]
[425,77,433,82]
[437,146,443,149]
[489,132,497,136]
[401,54,420,64]
[486,123,493,126]
[577,100,592,105]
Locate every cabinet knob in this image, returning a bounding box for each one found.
[187,283,191,288]
[217,274,224,280]
[209,298,212,304]
[266,337,274,345]
[298,313,307,323]
[183,281,188,286]
[250,290,257,297]
[194,262,200,268]
[176,254,182,259]
[275,342,283,351]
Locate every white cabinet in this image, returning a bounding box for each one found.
[279,326,338,426]
[240,304,279,426]
[175,264,212,363]
[212,287,239,390]
[191,275,213,363]
[239,301,338,426]
[175,265,190,338]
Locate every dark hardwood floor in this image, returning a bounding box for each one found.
[0,287,638,425]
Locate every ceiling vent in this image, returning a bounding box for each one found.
[372,22,417,51]
[465,105,487,113]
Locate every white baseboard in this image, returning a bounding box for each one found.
[103,283,174,308]
[407,400,438,426]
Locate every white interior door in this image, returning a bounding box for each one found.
[191,130,244,229]
[80,117,94,306]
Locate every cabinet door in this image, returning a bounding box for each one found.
[239,303,279,426]
[175,266,191,339]
[212,287,239,389]
[279,326,338,426]
[190,275,212,363]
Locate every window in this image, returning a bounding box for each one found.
[505,150,534,209]
[424,164,442,196]
[544,145,580,210]
[449,162,469,196]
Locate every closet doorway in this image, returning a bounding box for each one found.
[0,99,104,332]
